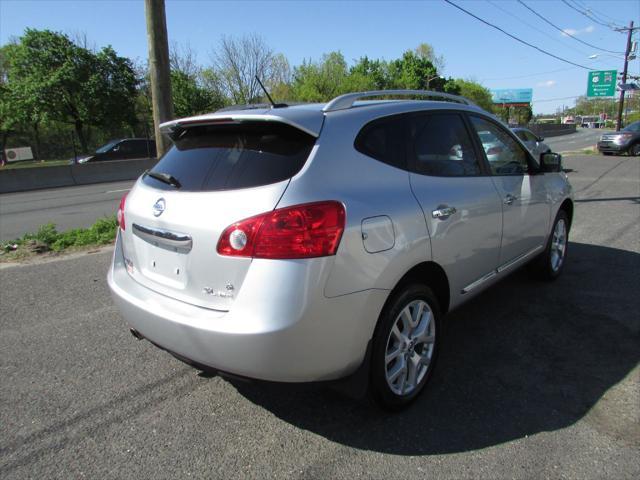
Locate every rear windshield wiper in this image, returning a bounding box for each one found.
[144,170,182,189]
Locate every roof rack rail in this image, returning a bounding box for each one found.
[322,90,475,112]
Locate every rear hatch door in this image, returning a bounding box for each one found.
[121,120,317,311]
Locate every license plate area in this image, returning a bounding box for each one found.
[134,236,189,289]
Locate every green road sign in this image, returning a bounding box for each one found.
[587,70,617,97]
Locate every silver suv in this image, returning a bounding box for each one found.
[108,90,573,409]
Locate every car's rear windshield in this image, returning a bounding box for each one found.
[142,122,315,191]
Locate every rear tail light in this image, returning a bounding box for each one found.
[217,201,345,259]
[116,193,128,230]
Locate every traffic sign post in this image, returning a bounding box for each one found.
[587,70,617,97]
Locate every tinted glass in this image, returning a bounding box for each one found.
[514,130,528,142]
[623,121,640,132]
[142,122,314,192]
[95,141,118,154]
[410,113,481,177]
[470,116,529,175]
[354,115,406,170]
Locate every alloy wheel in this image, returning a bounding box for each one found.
[550,218,567,272]
[384,299,436,396]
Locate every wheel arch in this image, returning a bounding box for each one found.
[388,261,451,315]
[559,198,574,229]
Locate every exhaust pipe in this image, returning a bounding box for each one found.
[129,328,144,341]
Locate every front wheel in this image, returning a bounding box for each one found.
[369,284,441,410]
[530,209,569,280]
[628,143,640,156]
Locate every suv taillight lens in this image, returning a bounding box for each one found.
[217,201,345,259]
[116,193,128,230]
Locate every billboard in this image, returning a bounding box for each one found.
[491,88,533,105]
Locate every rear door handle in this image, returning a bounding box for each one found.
[432,206,457,220]
[504,194,517,206]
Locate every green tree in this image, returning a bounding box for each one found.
[171,70,225,118]
[448,79,494,111]
[292,52,353,102]
[5,29,137,152]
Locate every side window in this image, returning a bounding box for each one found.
[524,131,538,142]
[117,141,134,154]
[354,115,406,170]
[470,116,530,176]
[515,130,528,142]
[409,113,481,177]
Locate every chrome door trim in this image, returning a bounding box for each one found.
[461,271,497,294]
[497,245,543,273]
[132,223,193,252]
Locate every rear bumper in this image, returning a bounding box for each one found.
[108,232,388,382]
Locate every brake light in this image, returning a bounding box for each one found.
[217,201,346,259]
[116,192,128,230]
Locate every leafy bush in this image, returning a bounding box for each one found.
[2,216,117,253]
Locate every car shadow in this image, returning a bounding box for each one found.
[224,241,640,455]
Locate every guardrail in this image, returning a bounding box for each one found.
[0,158,158,194]
[528,124,577,138]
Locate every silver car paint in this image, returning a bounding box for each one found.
[109,99,573,382]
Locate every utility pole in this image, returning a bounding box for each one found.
[615,20,634,132]
[145,0,173,157]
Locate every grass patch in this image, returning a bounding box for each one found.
[0,159,69,170]
[1,216,117,262]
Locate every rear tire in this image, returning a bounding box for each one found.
[628,143,640,156]
[369,284,441,410]
[530,209,569,281]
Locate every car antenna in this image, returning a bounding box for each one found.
[255,75,287,109]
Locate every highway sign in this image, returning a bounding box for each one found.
[587,70,617,97]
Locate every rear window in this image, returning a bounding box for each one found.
[142,122,315,191]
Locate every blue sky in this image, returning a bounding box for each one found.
[1,0,638,114]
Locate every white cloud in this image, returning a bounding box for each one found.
[537,80,557,88]
[561,25,595,37]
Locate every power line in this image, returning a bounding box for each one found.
[532,95,581,103]
[481,66,579,81]
[517,0,624,55]
[486,0,591,57]
[561,0,626,32]
[443,0,593,70]
[572,0,627,28]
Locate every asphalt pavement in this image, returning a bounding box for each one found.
[0,180,133,242]
[0,153,638,479]
[545,127,609,153]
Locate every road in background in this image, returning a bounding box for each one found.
[545,127,609,153]
[0,154,638,479]
[0,180,132,241]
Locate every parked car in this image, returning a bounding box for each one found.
[108,90,573,410]
[74,138,156,164]
[597,121,640,156]
[512,127,551,158]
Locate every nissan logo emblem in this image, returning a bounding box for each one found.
[153,198,166,217]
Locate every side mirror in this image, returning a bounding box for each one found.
[112,145,120,152]
[540,152,562,173]
[538,136,545,142]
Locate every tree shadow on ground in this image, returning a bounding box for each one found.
[227,242,640,455]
